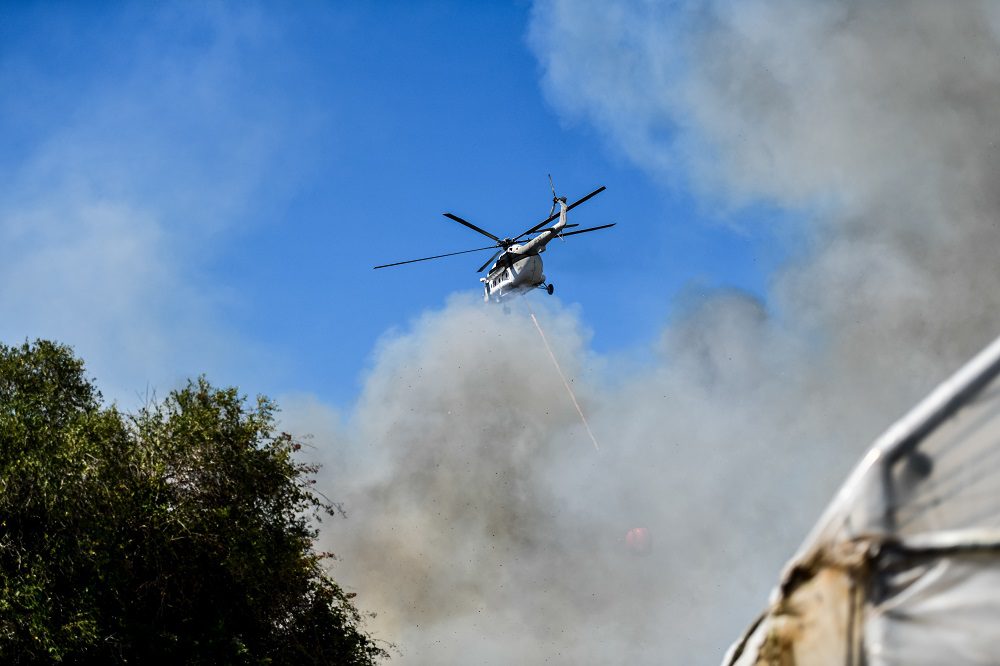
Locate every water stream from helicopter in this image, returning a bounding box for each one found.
[527,305,600,452]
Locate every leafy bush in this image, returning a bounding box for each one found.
[0,340,386,665]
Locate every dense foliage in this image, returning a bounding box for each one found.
[0,341,385,664]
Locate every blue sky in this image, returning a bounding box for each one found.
[0,1,789,408]
[13,4,990,663]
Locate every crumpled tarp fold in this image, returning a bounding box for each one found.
[724,334,1000,665]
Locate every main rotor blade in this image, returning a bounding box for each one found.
[443,213,500,242]
[515,213,558,241]
[524,224,579,235]
[557,223,616,238]
[374,244,499,269]
[476,248,504,273]
[566,185,606,212]
[513,185,606,240]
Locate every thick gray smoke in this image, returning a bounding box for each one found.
[305,2,1000,663]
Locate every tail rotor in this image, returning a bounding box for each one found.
[548,174,568,240]
[548,173,567,211]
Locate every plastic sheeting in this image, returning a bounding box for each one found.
[724,334,1000,665]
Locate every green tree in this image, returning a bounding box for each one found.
[0,340,386,664]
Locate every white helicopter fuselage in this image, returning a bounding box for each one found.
[481,251,545,302]
[480,201,567,302]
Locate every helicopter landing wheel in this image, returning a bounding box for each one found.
[546,284,554,295]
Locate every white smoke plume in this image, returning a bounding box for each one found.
[308,2,1000,663]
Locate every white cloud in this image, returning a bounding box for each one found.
[0,4,304,402]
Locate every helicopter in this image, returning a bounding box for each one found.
[373,178,614,303]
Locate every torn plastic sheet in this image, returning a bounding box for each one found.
[724,334,1000,665]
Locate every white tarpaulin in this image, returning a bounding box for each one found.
[724,334,1000,665]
